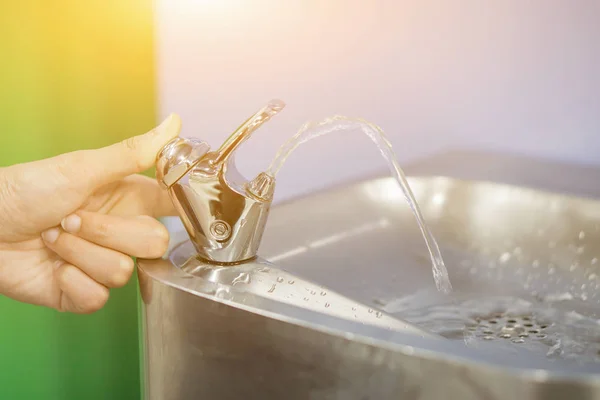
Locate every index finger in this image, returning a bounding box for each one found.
[61,211,171,258]
[51,114,182,191]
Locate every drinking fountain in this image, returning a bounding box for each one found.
[137,101,600,399]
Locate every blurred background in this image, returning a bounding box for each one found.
[157,0,600,202]
[0,2,154,399]
[1,0,600,399]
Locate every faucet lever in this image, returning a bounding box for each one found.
[213,99,285,166]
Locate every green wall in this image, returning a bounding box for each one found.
[0,2,157,399]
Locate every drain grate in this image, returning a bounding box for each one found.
[466,312,551,343]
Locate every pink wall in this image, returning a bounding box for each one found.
[155,0,600,202]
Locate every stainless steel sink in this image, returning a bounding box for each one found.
[139,152,600,399]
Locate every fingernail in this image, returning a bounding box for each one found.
[42,228,60,244]
[154,113,180,138]
[61,214,82,234]
[158,113,174,130]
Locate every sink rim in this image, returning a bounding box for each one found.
[141,239,600,384]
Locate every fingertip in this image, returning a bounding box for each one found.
[150,223,170,258]
[61,214,82,234]
[155,113,181,140]
[108,256,135,288]
[150,218,170,242]
[84,112,184,186]
[42,227,61,244]
[135,215,171,258]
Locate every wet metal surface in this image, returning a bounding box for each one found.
[140,153,600,399]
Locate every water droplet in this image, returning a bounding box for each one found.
[512,338,525,344]
[588,273,597,280]
[288,280,295,284]
[232,272,251,286]
[303,297,309,301]
[351,307,357,311]
[532,260,540,268]
[483,336,494,340]
[592,258,598,265]
[215,287,230,299]
[570,263,579,272]
[499,333,511,339]
[368,308,374,314]
[375,311,382,318]
[548,267,556,275]
[310,290,316,295]
[324,303,330,308]
[268,284,276,293]
[499,252,511,263]
[579,231,586,240]
[276,277,284,283]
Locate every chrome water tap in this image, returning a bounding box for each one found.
[155,100,283,264]
[148,99,439,339]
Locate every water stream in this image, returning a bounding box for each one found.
[262,114,600,365]
[266,116,452,293]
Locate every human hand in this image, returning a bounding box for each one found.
[0,114,182,313]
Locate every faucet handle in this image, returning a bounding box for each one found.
[212,99,285,166]
[156,137,210,189]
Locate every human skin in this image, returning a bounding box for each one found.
[0,114,182,313]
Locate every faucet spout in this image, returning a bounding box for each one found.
[155,100,284,264]
[213,99,285,166]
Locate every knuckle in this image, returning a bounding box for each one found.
[0,171,23,231]
[122,137,139,152]
[81,289,109,314]
[121,137,145,171]
[52,157,73,184]
[53,151,87,182]
[55,264,109,314]
[55,263,71,283]
[96,221,111,238]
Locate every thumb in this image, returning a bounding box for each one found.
[56,113,182,189]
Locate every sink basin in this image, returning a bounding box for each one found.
[138,153,600,399]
